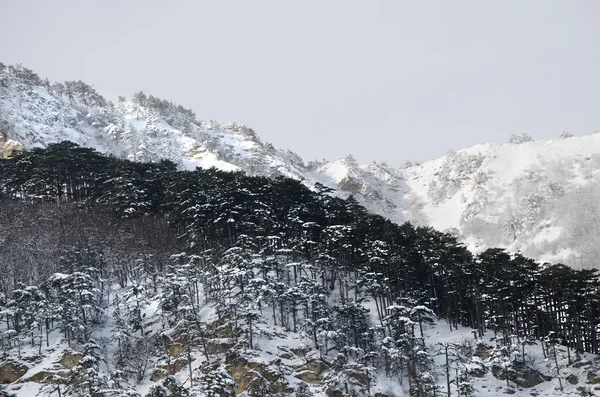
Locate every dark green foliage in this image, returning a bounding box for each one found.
[2,141,600,373]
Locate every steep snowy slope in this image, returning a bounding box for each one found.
[403,135,600,267]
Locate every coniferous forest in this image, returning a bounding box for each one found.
[1,142,600,396]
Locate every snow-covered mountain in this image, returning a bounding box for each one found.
[2,63,599,268]
[0,63,408,226]
[402,135,600,268]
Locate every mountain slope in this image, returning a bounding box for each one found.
[0,63,405,224]
[403,135,600,267]
[2,63,600,267]
[3,127,600,397]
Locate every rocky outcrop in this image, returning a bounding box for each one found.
[0,361,28,384]
[491,361,549,388]
[467,359,488,378]
[294,370,322,384]
[226,353,291,395]
[566,373,579,385]
[325,388,344,397]
[25,370,69,383]
[150,368,169,382]
[0,136,22,159]
[206,340,235,355]
[586,370,600,384]
[292,358,330,385]
[474,343,492,360]
[276,346,294,360]
[167,343,186,357]
[344,365,370,386]
[57,351,83,370]
[150,354,194,382]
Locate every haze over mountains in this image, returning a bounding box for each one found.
[2,63,599,268]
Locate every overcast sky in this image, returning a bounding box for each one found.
[1,1,599,166]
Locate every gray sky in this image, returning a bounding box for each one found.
[1,1,599,166]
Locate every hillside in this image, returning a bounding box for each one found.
[402,134,600,267]
[0,63,405,226]
[2,145,600,397]
[2,63,600,268]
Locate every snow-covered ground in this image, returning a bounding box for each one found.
[4,296,599,397]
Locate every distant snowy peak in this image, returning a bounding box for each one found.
[3,62,600,268]
[315,156,407,222]
[403,133,600,267]
[0,63,397,219]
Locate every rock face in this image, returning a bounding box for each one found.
[167,343,186,357]
[57,351,83,370]
[344,365,370,386]
[292,359,330,385]
[325,388,344,397]
[206,341,235,355]
[491,361,549,388]
[226,353,291,395]
[587,370,600,384]
[566,373,579,385]
[25,370,69,383]
[0,136,22,159]
[294,370,322,384]
[150,368,169,382]
[0,361,28,384]
[474,343,492,360]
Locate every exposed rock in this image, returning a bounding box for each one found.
[573,359,592,368]
[374,393,391,397]
[577,386,595,396]
[226,353,291,395]
[278,352,294,360]
[207,318,239,339]
[293,370,322,385]
[206,341,235,355]
[167,343,186,357]
[587,370,600,384]
[491,361,548,388]
[276,346,293,359]
[20,356,41,365]
[0,361,28,384]
[345,367,369,386]
[25,370,69,383]
[566,373,579,385]
[150,368,168,382]
[159,357,191,375]
[338,176,363,195]
[303,359,329,374]
[0,136,22,159]
[58,351,83,369]
[325,387,344,397]
[474,343,492,360]
[291,345,311,357]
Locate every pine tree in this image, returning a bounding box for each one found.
[294,382,314,397]
[197,364,236,397]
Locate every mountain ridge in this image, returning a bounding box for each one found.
[2,62,599,268]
